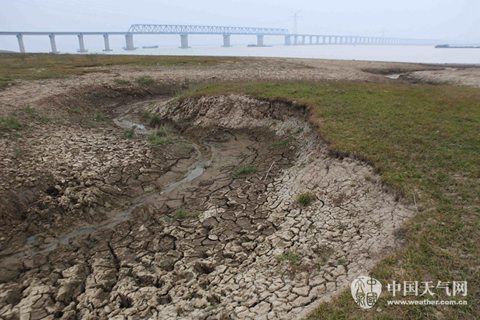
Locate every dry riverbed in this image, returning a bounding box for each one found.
[0,57,477,319]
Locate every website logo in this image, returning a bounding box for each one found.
[351,276,382,310]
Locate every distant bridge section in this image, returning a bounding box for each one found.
[127,24,288,35]
[0,23,437,53]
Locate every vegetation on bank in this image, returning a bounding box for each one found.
[182,81,480,320]
[148,128,173,145]
[296,192,316,207]
[0,54,478,319]
[233,165,257,177]
[0,53,234,89]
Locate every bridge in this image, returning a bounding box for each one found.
[0,24,435,54]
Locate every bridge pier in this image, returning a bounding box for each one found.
[294,35,299,45]
[77,34,87,53]
[16,33,25,53]
[284,35,291,45]
[49,33,58,53]
[125,34,135,50]
[301,35,306,45]
[223,34,231,47]
[315,36,320,45]
[180,34,189,48]
[309,36,313,45]
[256,34,264,46]
[103,34,112,51]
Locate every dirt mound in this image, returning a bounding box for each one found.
[0,94,414,320]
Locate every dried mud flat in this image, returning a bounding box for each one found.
[0,81,416,320]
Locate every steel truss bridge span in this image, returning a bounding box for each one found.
[127,24,289,35]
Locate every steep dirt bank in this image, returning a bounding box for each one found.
[0,89,414,319]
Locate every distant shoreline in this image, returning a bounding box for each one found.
[435,44,480,49]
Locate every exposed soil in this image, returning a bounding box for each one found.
[0,84,414,319]
[1,57,475,319]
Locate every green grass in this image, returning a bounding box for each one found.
[0,114,22,132]
[68,106,82,114]
[123,127,135,139]
[142,111,162,127]
[173,208,189,220]
[276,250,302,266]
[271,139,290,148]
[113,78,130,85]
[0,53,234,90]
[93,111,106,122]
[181,81,480,319]
[135,75,155,86]
[148,128,173,145]
[296,192,316,207]
[170,208,199,221]
[233,165,257,177]
[21,106,49,123]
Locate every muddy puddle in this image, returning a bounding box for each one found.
[0,94,414,320]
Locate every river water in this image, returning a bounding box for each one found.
[117,45,480,64]
[2,35,479,64]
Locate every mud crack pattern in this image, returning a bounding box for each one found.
[0,95,414,320]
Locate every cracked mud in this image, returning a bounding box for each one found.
[0,93,414,320]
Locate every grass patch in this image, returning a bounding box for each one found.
[141,111,162,127]
[68,106,82,114]
[296,192,315,207]
[123,127,135,139]
[181,81,480,319]
[135,75,155,86]
[276,250,301,266]
[93,111,106,122]
[148,128,173,145]
[13,147,24,159]
[0,114,22,132]
[149,114,162,127]
[113,78,130,85]
[0,53,233,90]
[21,105,49,123]
[233,165,257,177]
[271,139,290,148]
[22,105,36,117]
[169,208,198,221]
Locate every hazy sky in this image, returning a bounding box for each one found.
[0,0,478,41]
